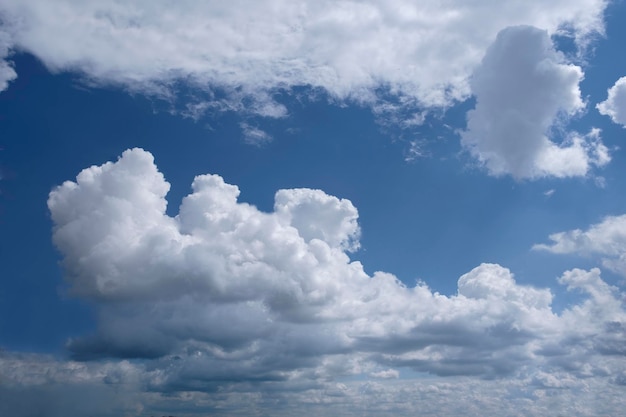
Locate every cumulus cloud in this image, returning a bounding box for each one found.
[0,0,607,112]
[597,76,626,127]
[462,25,609,179]
[534,214,626,278]
[43,149,626,394]
[2,148,624,415]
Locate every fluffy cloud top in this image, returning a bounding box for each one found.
[45,149,626,395]
[0,0,607,111]
[534,214,626,277]
[462,25,609,179]
[597,76,626,127]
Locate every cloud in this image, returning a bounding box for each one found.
[597,76,626,127]
[369,368,399,379]
[2,350,626,417]
[2,148,625,415]
[44,149,626,392]
[0,30,17,92]
[462,25,609,179]
[534,214,626,277]
[240,123,273,146]
[0,0,607,113]
[0,351,147,417]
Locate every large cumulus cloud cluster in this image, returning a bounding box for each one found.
[26,149,624,409]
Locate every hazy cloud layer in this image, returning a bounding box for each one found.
[0,0,607,111]
[462,25,609,179]
[534,214,626,277]
[2,351,626,417]
[23,148,625,415]
[597,76,626,127]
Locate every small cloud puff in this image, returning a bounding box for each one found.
[597,76,626,127]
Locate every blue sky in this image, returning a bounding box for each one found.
[1,1,626,416]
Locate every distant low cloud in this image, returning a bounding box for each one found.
[0,0,607,113]
[3,350,626,417]
[597,76,626,127]
[534,214,626,278]
[38,149,626,415]
[462,26,609,179]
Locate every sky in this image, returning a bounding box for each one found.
[1,1,626,416]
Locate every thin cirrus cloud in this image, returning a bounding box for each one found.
[534,214,626,278]
[20,148,624,415]
[461,25,609,179]
[0,0,607,109]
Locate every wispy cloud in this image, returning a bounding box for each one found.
[240,123,273,146]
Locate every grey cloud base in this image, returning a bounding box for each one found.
[2,351,626,417]
[19,148,624,415]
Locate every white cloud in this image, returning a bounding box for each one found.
[597,76,626,127]
[43,149,626,392]
[462,26,609,179]
[4,148,626,415]
[534,214,626,277]
[0,0,607,112]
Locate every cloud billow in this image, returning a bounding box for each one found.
[43,149,626,391]
[0,0,607,109]
[462,25,609,179]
